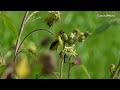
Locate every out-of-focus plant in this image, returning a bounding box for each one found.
[0,11,60,79]
[40,51,57,74]
[45,11,61,27]
[110,60,120,79]
[15,56,31,79]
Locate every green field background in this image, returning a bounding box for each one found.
[0,11,120,79]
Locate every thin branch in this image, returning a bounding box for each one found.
[28,16,41,23]
[13,11,29,62]
[68,56,72,79]
[81,65,91,79]
[53,72,59,79]
[15,29,55,59]
[14,48,37,61]
[24,11,39,24]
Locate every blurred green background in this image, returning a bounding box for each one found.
[0,11,120,79]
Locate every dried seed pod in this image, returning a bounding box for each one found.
[45,11,61,27]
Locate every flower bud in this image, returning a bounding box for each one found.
[83,31,90,38]
[67,39,74,45]
[62,33,68,41]
[73,28,80,35]
[74,57,81,65]
[78,36,83,42]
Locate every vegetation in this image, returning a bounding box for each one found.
[0,11,120,79]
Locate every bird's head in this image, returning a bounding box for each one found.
[56,30,65,38]
[59,30,65,36]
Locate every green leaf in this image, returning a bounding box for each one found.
[0,65,7,74]
[0,16,5,31]
[95,23,112,34]
[95,19,120,34]
[0,13,18,37]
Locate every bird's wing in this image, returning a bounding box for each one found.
[50,40,59,50]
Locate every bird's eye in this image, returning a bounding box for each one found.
[60,30,64,34]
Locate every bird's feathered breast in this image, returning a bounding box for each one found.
[49,36,62,50]
[58,36,62,45]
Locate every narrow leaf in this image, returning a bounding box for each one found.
[95,23,112,34]
[95,19,120,34]
[0,65,7,74]
[0,13,18,37]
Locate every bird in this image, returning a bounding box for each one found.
[49,30,64,51]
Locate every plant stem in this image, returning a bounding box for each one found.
[68,56,72,79]
[68,62,71,79]
[0,43,4,63]
[16,29,55,56]
[53,72,59,79]
[59,41,66,79]
[0,50,3,63]
[81,65,91,79]
[13,11,29,62]
[59,59,64,79]
[24,11,39,24]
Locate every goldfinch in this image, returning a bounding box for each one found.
[50,30,64,51]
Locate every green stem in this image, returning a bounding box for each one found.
[13,11,29,62]
[0,43,3,63]
[67,56,72,79]
[0,50,3,63]
[24,11,39,24]
[81,65,91,79]
[53,72,59,79]
[68,62,71,79]
[17,29,55,56]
